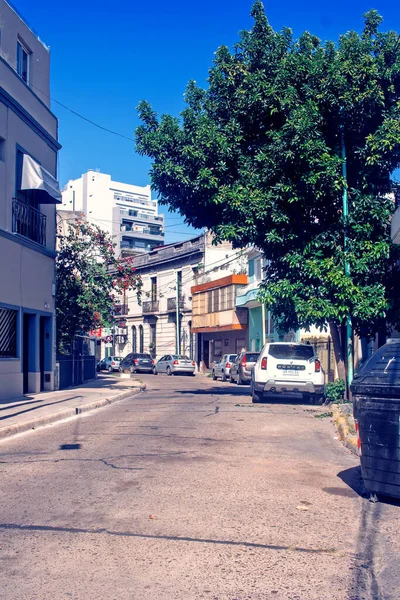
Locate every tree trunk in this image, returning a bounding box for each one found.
[328,320,347,392]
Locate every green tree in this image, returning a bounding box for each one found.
[56,221,142,354]
[136,2,400,381]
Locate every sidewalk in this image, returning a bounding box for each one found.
[0,374,145,442]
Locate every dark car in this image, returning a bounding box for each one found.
[119,353,154,374]
[230,351,260,384]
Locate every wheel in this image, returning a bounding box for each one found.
[311,394,324,405]
[237,373,243,385]
[130,366,137,375]
[251,386,262,403]
[108,366,113,373]
[303,393,311,404]
[229,371,234,383]
[222,371,227,382]
[153,367,158,375]
[212,370,217,380]
[167,366,172,376]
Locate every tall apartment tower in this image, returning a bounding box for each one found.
[60,170,164,256]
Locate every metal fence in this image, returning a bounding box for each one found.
[57,337,96,389]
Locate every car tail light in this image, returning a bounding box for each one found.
[111,361,115,365]
[261,357,267,370]
[315,359,321,373]
[152,360,155,365]
[192,361,195,366]
[173,360,179,365]
[133,359,139,365]
[226,362,231,369]
[241,356,247,366]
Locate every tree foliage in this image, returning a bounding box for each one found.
[136,2,400,351]
[56,221,142,354]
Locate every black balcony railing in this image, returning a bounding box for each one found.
[114,304,129,316]
[142,300,159,314]
[13,198,46,246]
[167,296,186,311]
[12,198,46,246]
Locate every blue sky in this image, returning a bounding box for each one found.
[14,0,400,243]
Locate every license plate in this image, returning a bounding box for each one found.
[283,370,299,375]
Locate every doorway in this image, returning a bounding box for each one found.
[203,340,210,369]
[22,314,30,394]
[40,316,45,391]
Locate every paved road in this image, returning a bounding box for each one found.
[0,375,399,599]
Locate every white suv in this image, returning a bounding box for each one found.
[251,342,325,404]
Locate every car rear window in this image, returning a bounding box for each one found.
[245,353,259,362]
[113,357,123,361]
[173,355,190,360]
[268,344,314,360]
[229,355,237,361]
[136,354,152,359]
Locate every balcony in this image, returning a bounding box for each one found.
[114,303,129,316]
[167,296,186,312]
[12,198,46,246]
[142,300,159,314]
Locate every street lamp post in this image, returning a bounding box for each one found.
[341,125,354,396]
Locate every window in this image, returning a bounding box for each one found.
[17,41,30,84]
[139,325,144,353]
[254,259,262,280]
[0,137,5,162]
[0,308,18,358]
[131,326,137,353]
[151,277,157,302]
[268,344,314,360]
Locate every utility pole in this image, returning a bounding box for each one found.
[341,122,354,396]
[176,271,181,355]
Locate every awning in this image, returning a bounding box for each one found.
[20,154,62,204]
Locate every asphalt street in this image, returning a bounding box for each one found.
[1,374,399,600]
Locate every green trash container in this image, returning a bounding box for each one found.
[351,340,400,500]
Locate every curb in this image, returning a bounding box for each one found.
[0,385,146,442]
[331,404,358,455]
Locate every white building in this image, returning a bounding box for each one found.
[60,170,165,256]
[0,0,61,398]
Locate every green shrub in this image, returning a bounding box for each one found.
[325,379,346,404]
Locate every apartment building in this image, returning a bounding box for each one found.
[0,0,61,398]
[60,170,164,256]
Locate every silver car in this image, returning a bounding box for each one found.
[97,356,123,373]
[154,354,196,376]
[230,351,260,384]
[212,354,237,381]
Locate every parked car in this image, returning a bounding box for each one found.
[251,342,325,404]
[119,353,154,374]
[97,356,123,373]
[212,354,238,381]
[154,355,196,376]
[230,351,260,384]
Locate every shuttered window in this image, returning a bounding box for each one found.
[0,308,18,358]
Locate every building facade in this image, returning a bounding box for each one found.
[0,0,61,399]
[106,232,244,365]
[60,170,164,256]
[191,274,249,369]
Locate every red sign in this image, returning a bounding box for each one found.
[89,328,103,338]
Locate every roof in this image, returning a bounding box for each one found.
[4,0,50,50]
